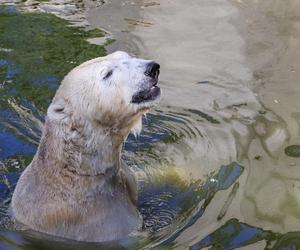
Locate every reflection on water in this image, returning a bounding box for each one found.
[144,163,244,248]
[190,219,300,250]
[1,1,300,250]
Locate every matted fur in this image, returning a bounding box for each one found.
[11,51,160,242]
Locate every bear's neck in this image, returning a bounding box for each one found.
[35,116,128,177]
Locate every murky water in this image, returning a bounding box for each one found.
[1,0,300,249]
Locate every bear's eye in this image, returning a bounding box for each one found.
[103,70,113,80]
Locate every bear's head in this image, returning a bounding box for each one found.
[48,51,161,135]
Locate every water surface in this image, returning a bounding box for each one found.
[1,0,300,249]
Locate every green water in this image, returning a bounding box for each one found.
[1,4,300,250]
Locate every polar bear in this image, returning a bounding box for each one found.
[11,51,161,242]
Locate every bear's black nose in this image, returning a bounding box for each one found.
[145,62,160,79]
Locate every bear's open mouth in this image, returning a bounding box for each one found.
[131,83,161,104]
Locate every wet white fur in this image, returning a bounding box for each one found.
[11,51,160,242]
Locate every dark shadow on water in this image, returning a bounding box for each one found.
[190,219,273,250]
[0,4,106,166]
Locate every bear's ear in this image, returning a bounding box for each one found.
[47,98,69,121]
[130,116,142,138]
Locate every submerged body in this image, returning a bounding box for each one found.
[11,51,161,242]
